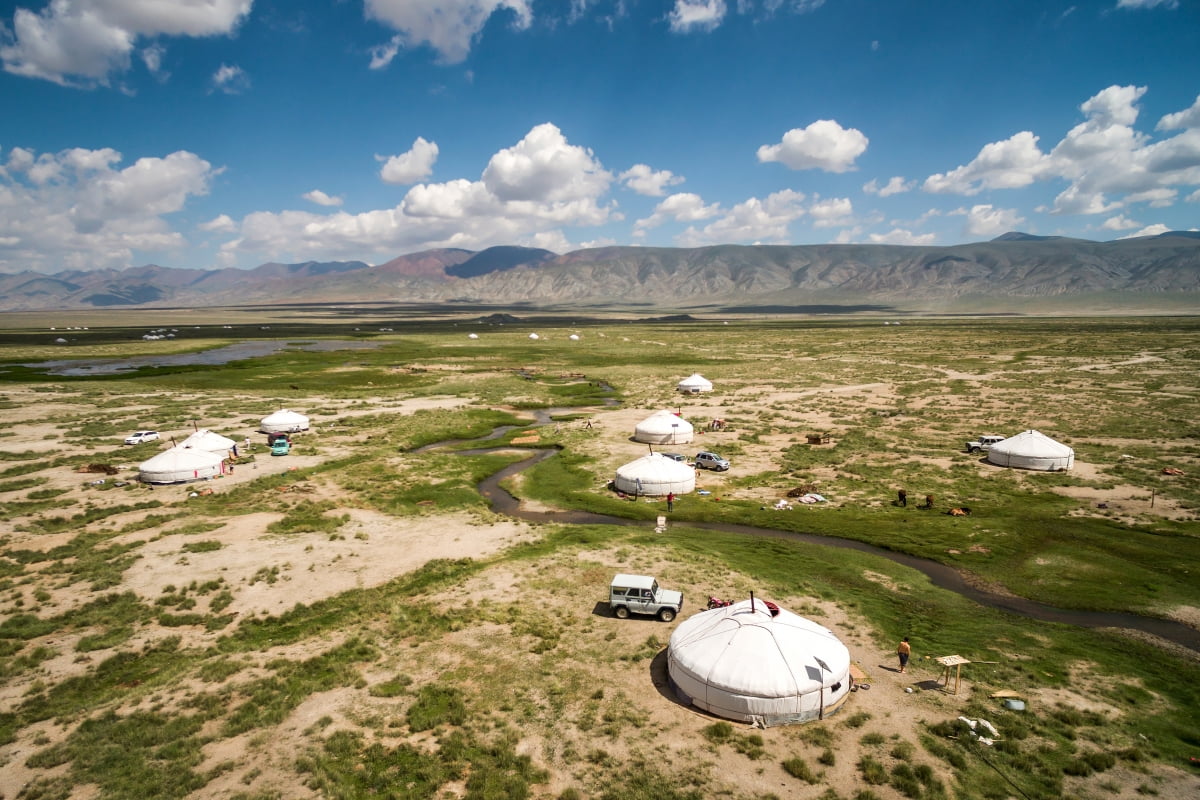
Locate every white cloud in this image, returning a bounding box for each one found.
[809,196,853,228]
[1187,189,1200,203]
[863,176,913,197]
[481,122,611,203]
[868,228,937,245]
[964,204,1024,237]
[923,131,1049,195]
[1157,94,1200,130]
[0,146,215,272]
[633,192,721,233]
[364,0,533,65]
[1116,0,1178,9]
[377,137,439,185]
[619,164,684,196]
[757,119,868,173]
[303,190,343,207]
[1119,223,1170,238]
[676,189,806,246]
[668,0,726,33]
[199,214,237,233]
[217,123,618,263]
[1101,214,1139,231]
[1,0,252,87]
[210,63,248,94]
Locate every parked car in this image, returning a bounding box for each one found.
[609,574,683,622]
[694,451,730,471]
[965,434,1007,453]
[659,452,688,462]
[124,430,160,445]
[270,439,291,456]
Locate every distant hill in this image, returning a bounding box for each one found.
[1,233,1197,314]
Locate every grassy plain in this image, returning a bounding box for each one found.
[0,312,1198,800]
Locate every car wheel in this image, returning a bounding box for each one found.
[614,606,629,619]
[658,608,676,622]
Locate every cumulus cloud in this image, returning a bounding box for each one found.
[757,120,868,173]
[1,0,252,87]
[619,164,684,196]
[676,189,807,246]
[302,190,343,207]
[199,214,237,233]
[364,0,532,65]
[1119,223,1170,238]
[210,63,248,94]
[668,0,726,33]
[963,204,1025,237]
[217,123,618,263]
[922,85,1200,219]
[377,137,439,185]
[633,192,721,233]
[0,146,215,272]
[809,197,853,228]
[1101,214,1140,231]
[868,228,937,245]
[863,176,914,197]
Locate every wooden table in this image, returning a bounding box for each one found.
[935,655,971,694]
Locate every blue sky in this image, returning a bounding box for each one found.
[1,0,1197,273]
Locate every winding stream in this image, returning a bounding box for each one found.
[431,410,1200,654]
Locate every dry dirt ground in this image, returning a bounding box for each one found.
[1,374,1197,799]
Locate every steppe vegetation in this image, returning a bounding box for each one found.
[0,312,1197,800]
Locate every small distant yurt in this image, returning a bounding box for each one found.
[613,453,695,496]
[260,409,310,434]
[568,334,580,341]
[468,333,479,339]
[529,333,540,340]
[181,429,237,455]
[669,599,852,726]
[677,373,713,394]
[633,410,694,445]
[986,430,1074,471]
[139,447,224,484]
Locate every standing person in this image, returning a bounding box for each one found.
[898,489,907,507]
[666,492,675,512]
[897,637,911,673]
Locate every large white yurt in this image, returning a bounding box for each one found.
[677,373,714,394]
[613,453,695,496]
[633,410,695,445]
[260,409,310,434]
[986,430,1074,471]
[669,599,852,726]
[180,429,236,455]
[138,447,224,484]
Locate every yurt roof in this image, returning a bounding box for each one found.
[669,599,850,698]
[261,409,309,425]
[990,430,1073,457]
[181,429,236,452]
[635,410,695,435]
[139,446,223,472]
[677,373,712,388]
[616,452,695,481]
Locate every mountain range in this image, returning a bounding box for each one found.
[2,232,1198,314]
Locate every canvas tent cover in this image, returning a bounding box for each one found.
[139,447,223,484]
[181,429,236,454]
[986,430,1074,471]
[260,409,310,433]
[668,599,852,726]
[633,410,695,445]
[613,453,695,496]
[677,373,713,393]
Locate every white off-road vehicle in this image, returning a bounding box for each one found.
[609,574,683,622]
[966,434,1007,453]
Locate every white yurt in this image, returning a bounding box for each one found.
[260,409,310,434]
[986,430,1074,471]
[677,373,713,394]
[568,334,580,341]
[668,599,852,726]
[633,410,695,445]
[180,429,237,455]
[138,447,224,484]
[468,333,479,339]
[613,453,695,496]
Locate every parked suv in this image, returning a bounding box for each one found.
[124,430,160,445]
[609,574,683,622]
[965,434,1007,453]
[694,451,730,471]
